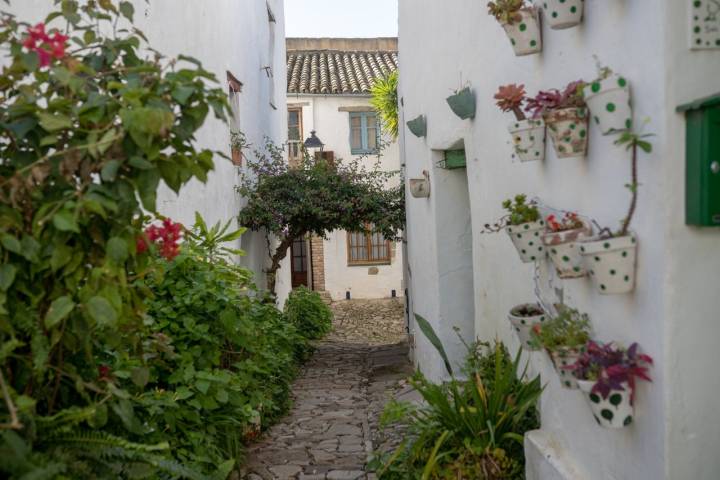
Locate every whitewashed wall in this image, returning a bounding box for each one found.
[7,0,291,304]
[288,94,404,300]
[398,0,720,479]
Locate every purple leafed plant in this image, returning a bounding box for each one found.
[566,341,653,402]
[525,80,586,119]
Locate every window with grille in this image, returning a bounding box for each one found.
[347,230,391,265]
[288,107,303,164]
[349,112,380,154]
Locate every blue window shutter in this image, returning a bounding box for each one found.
[349,111,379,154]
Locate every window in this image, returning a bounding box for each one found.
[347,230,391,265]
[349,112,380,154]
[288,107,303,164]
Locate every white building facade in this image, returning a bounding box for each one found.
[398,1,720,479]
[8,0,292,303]
[286,38,404,301]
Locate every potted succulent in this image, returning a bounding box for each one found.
[567,341,653,428]
[406,114,427,138]
[488,0,542,56]
[526,80,589,158]
[230,130,248,166]
[482,194,545,263]
[580,130,653,294]
[409,170,431,198]
[446,86,476,120]
[583,65,633,135]
[494,84,546,162]
[530,306,591,389]
[508,303,547,351]
[542,211,593,278]
[541,0,584,30]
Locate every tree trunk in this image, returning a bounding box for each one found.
[265,235,296,296]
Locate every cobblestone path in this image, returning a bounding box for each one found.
[242,299,412,480]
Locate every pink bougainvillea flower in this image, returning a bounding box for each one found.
[137,219,184,260]
[22,22,68,68]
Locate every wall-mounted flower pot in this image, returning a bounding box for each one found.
[549,347,580,389]
[580,235,637,294]
[506,219,546,263]
[231,149,243,166]
[508,303,547,350]
[409,170,430,198]
[501,8,542,56]
[508,119,546,162]
[578,380,635,428]
[542,222,593,279]
[446,87,476,120]
[583,75,632,135]
[542,0,583,30]
[545,107,589,158]
[406,115,427,138]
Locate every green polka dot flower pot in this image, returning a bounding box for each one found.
[508,119,546,163]
[578,380,635,429]
[505,220,547,263]
[583,75,632,135]
[542,222,593,279]
[508,303,547,351]
[549,348,581,389]
[544,107,589,158]
[580,235,637,294]
[542,0,584,30]
[501,8,542,57]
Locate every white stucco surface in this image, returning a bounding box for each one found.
[398,0,720,478]
[7,0,291,304]
[288,93,404,300]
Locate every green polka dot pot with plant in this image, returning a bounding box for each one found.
[544,107,589,158]
[508,119,546,162]
[549,347,582,389]
[580,234,637,294]
[583,74,632,135]
[542,212,593,279]
[508,303,547,350]
[506,220,547,263]
[578,380,635,428]
[541,0,584,30]
[500,8,543,56]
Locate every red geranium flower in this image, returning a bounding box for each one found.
[22,23,68,67]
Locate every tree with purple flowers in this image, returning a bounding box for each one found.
[237,139,405,295]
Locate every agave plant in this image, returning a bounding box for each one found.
[487,0,525,24]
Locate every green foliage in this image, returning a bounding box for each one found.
[502,194,539,226]
[372,341,542,479]
[487,0,525,24]
[370,71,399,140]
[414,314,453,376]
[529,306,591,352]
[284,286,333,340]
[237,139,405,293]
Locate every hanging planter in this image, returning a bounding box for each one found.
[580,235,637,294]
[231,149,243,167]
[583,73,632,135]
[406,115,427,138]
[508,303,547,351]
[542,212,593,278]
[409,170,431,198]
[494,84,545,162]
[549,347,581,389]
[545,107,589,158]
[488,2,542,56]
[542,0,584,30]
[446,87,476,120]
[569,341,653,429]
[481,195,544,263]
[229,130,248,167]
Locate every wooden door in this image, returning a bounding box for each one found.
[291,237,308,288]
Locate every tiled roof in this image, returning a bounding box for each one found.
[287,38,398,95]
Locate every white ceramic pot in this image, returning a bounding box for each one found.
[505,219,546,263]
[580,235,637,294]
[541,0,583,29]
[544,107,589,158]
[583,74,632,135]
[549,348,580,389]
[508,119,546,162]
[508,303,547,351]
[542,222,593,279]
[501,8,542,56]
[578,380,635,429]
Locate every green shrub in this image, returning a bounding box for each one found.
[284,286,333,340]
[372,341,542,479]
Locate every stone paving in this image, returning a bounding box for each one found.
[241,299,412,480]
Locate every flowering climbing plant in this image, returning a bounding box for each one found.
[21,22,68,67]
[137,218,184,260]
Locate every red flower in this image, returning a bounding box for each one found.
[137,219,184,260]
[22,23,68,68]
[98,365,112,380]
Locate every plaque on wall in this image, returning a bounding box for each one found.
[691,0,720,49]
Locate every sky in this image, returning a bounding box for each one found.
[284,0,399,38]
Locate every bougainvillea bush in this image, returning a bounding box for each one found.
[0,2,307,477]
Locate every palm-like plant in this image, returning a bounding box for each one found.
[370,71,399,140]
